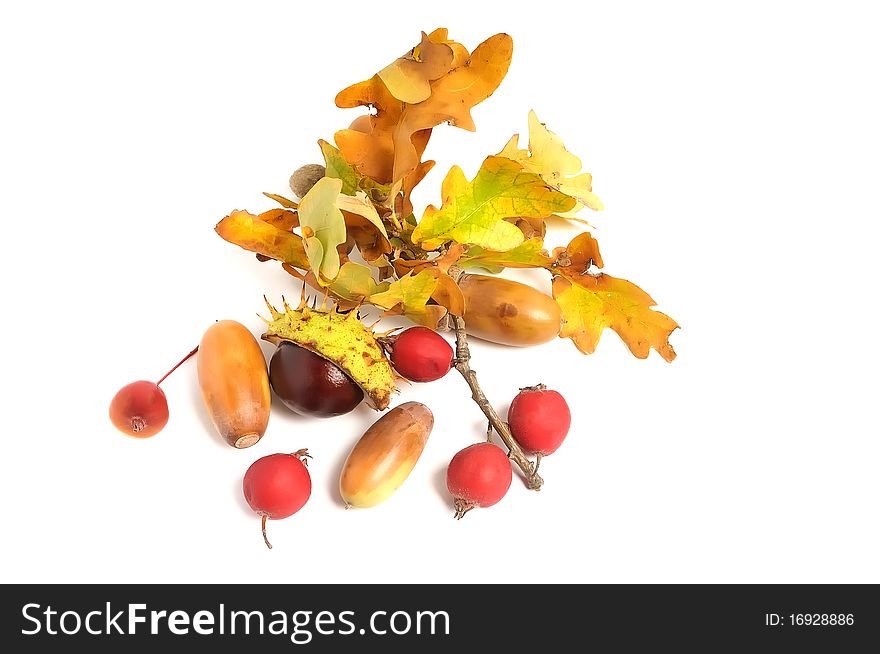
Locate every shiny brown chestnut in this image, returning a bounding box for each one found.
[269,343,363,418]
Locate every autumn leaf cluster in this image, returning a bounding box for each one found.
[216,29,678,361]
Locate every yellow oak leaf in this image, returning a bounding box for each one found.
[328,261,386,304]
[411,156,575,251]
[215,209,308,268]
[368,270,445,327]
[458,238,551,273]
[499,110,604,213]
[298,177,348,283]
[378,31,456,104]
[552,274,678,361]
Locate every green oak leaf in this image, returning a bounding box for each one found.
[411,156,575,251]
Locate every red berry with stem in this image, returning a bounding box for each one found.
[446,442,512,519]
[387,326,453,382]
[109,346,198,438]
[508,384,571,459]
[243,450,312,549]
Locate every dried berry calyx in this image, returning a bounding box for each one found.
[261,297,396,410]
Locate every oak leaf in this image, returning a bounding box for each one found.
[505,215,546,240]
[254,207,299,230]
[458,238,551,273]
[392,258,433,278]
[319,139,391,202]
[552,274,678,361]
[377,31,456,104]
[390,243,467,278]
[336,191,392,262]
[423,267,465,317]
[411,156,575,250]
[281,261,386,312]
[368,270,445,327]
[499,110,604,213]
[552,231,604,275]
[328,261,386,305]
[297,177,348,283]
[335,32,513,183]
[425,28,469,67]
[262,192,298,209]
[215,209,308,268]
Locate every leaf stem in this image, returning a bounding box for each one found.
[450,315,543,490]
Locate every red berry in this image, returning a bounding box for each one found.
[109,381,169,438]
[109,346,198,439]
[243,450,312,549]
[446,442,512,519]
[508,384,571,456]
[389,327,453,382]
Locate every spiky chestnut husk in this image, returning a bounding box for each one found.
[261,297,396,410]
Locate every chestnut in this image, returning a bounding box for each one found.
[269,343,363,418]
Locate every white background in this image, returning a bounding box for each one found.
[1,1,878,584]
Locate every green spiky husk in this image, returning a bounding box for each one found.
[262,298,396,410]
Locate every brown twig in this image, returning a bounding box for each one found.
[450,315,543,491]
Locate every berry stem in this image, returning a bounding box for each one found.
[453,498,475,520]
[292,449,312,466]
[261,514,273,550]
[156,346,199,386]
[450,315,544,491]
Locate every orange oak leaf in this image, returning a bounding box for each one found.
[392,258,433,277]
[255,207,299,231]
[335,31,513,183]
[552,274,678,361]
[425,28,469,67]
[390,243,467,278]
[262,193,298,209]
[336,192,392,262]
[552,231,604,276]
[506,215,546,240]
[215,210,307,268]
[423,267,465,317]
[378,31,456,104]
